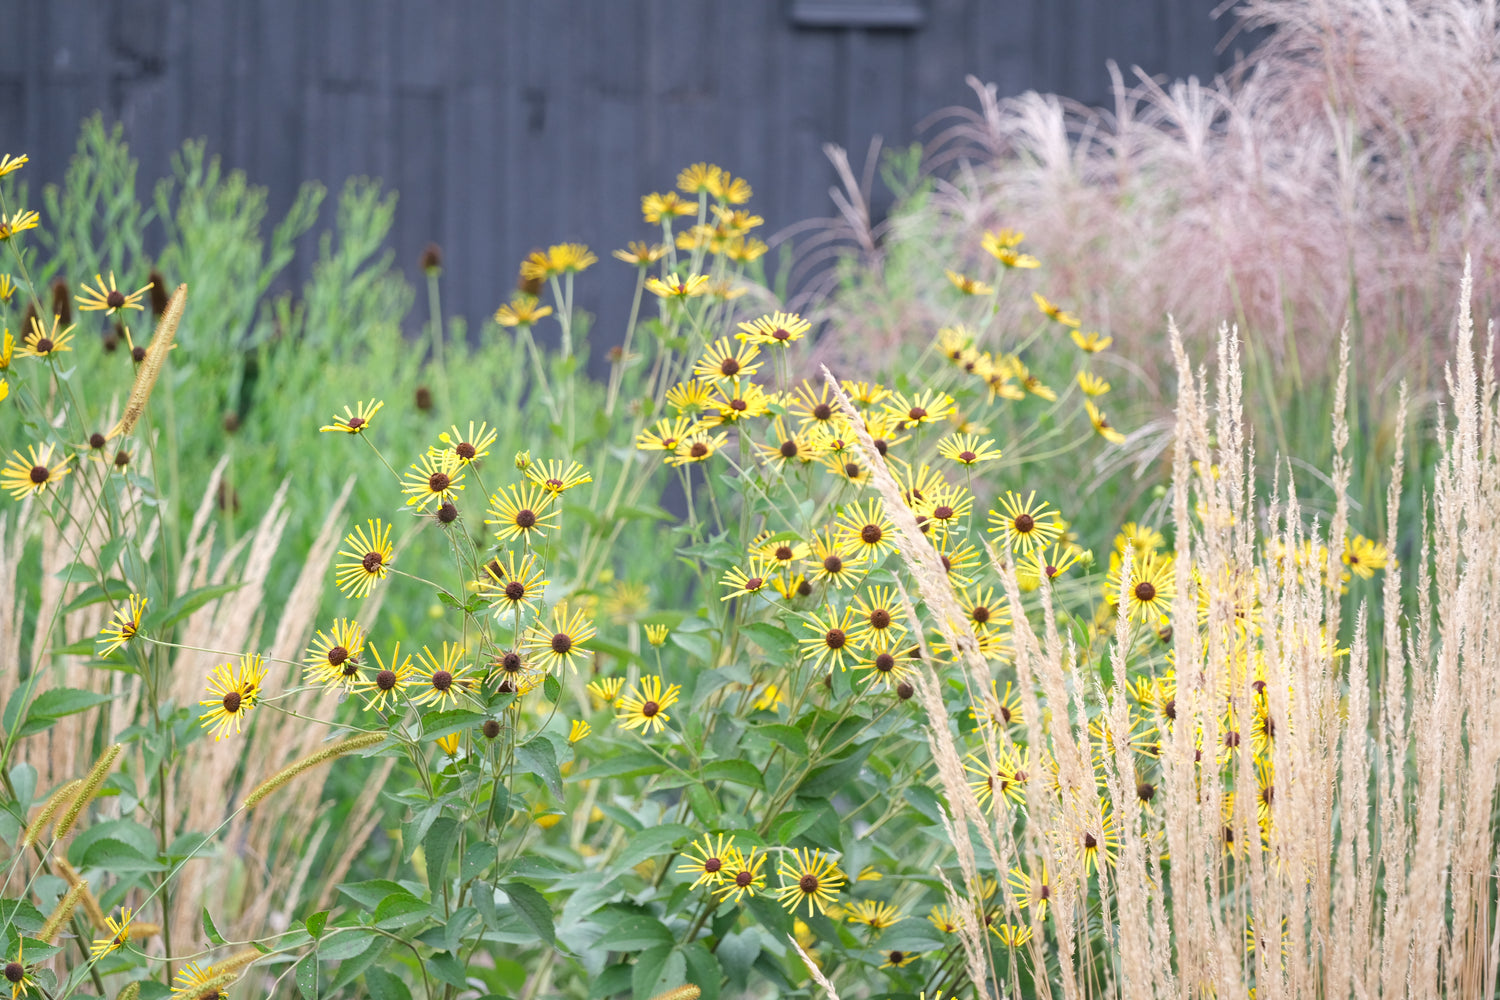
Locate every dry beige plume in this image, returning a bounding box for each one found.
[109,283,186,441]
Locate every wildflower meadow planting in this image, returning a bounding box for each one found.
[1,3,1498,999]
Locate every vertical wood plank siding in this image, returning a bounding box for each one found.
[3,0,1248,347]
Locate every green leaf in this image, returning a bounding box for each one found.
[20,688,115,736]
[158,582,243,630]
[669,630,714,663]
[364,968,412,1000]
[588,964,633,1000]
[202,907,225,946]
[612,823,692,872]
[373,892,435,930]
[741,621,799,658]
[423,816,460,891]
[575,750,663,781]
[418,709,486,742]
[543,673,562,703]
[683,941,722,1000]
[61,580,134,615]
[514,735,562,799]
[305,910,328,940]
[336,879,407,910]
[295,953,318,1000]
[461,843,494,882]
[632,945,684,1000]
[686,783,719,824]
[775,810,823,846]
[328,936,385,991]
[701,759,764,789]
[78,837,165,872]
[755,723,808,757]
[595,913,674,951]
[427,952,467,990]
[502,880,555,945]
[798,742,874,797]
[436,591,465,610]
[315,929,374,962]
[717,929,761,989]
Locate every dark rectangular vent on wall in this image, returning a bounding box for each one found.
[790,0,925,28]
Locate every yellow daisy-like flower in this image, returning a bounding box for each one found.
[987,490,1063,554]
[616,674,681,735]
[525,459,592,495]
[712,172,753,204]
[320,398,384,434]
[665,379,715,416]
[667,429,728,466]
[587,677,624,705]
[358,642,415,712]
[882,389,956,427]
[486,483,559,543]
[644,624,670,646]
[677,162,724,195]
[1033,292,1081,327]
[913,483,974,537]
[799,603,862,672]
[677,833,739,889]
[635,416,698,452]
[480,551,548,617]
[755,417,822,470]
[992,924,1033,948]
[402,450,465,509]
[171,961,225,1000]
[737,311,811,347]
[724,237,768,262]
[693,336,763,383]
[849,585,908,647]
[642,190,698,223]
[1342,533,1390,579]
[1019,542,1085,587]
[808,528,862,590]
[935,534,982,588]
[711,206,764,233]
[702,377,771,426]
[521,602,597,673]
[645,272,710,299]
[857,642,915,690]
[0,210,40,241]
[1086,400,1127,444]
[1109,551,1175,622]
[18,314,74,359]
[937,432,1002,466]
[1008,862,1053,921]
[549,242,597,273]
[1071,329,1113,352]
[413,642,476,709]
[929,904,961,934]
[848,900,902,930]
[490,649,541,696]
[494,293,553,328]
[198,654,266,741]
[0,277,12,304]
[1077,371,1111,396]
[432,421,497,464]
[305,618,366,691]
[612,241,669,266]
[777,848,845,917]
[335,520,393,598]
[2,443,72,500]
[0,153,28,177]
[835,499,896,564]
[75,272,152,315]
[98,594,148,656]
[945,269,993,295]
[716,849,768,902]
[720,559,775,602]
[90,907,134,960]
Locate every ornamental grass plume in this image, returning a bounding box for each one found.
[53,743,121,839]
[242,731,386,809]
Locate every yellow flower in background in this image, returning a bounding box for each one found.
[666,429,728,466]
[1077,371,1111,396]
[677,162,724,195]
[711,206,764,233]
[616,674,681,735]
[694,336,763,383]
[612,241,669,266]
[2,442,72,500]
[522,602,597,673]
[198,654,266,741]
[18,314,74,359]
[847,900,902,930]
[568,719,591,743]
[882,389,955,427]
[987,490,1064,555]
[0,210,40,241]
[305,618,366,691]
[703,377,771,426]
[1033,292,1081,327]
[982,228,1040,268]
[645,272,710,299]
[753,683,786,711]
[1019,542,1085,587]
[724,237,768,262]
[90,907,134,960]
[432,421,497,465]
[548,242,596,274]
[1072,329,1113,352]
[172,961,224,1000]
[1108,550,1175,622]
[716,850,767,903]
[644,624,670,646]
[777,848,845,917]
[320,398,383,434]
[436,732,461,756]
[526,459,593,495]
[1342,534,1390,578]
[486,482,558,543]
[0,153,28,177]
[75,272,152,315]
[358,642,415,712]
[738,310,810,347]
[945,269,992,295]
[402,450,465,510]
[641,190,697,223]
[1086,400,1127,444]
[992,924,1033,948]
[0,275,16,303]
[335,519,393,599]
[413,642,475,709]
[587,677,624,705]
[713,172,753,204]
[98,594,148,656]
[937,432,1002,466]
[494,293,553,328]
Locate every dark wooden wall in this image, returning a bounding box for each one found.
[2,0,1247,346]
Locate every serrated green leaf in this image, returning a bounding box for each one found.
[372,892,435,930]
[436,591,465,610]
[364,967,412,1000]
[575,750,662,781]
[799,742,874,797]
[596,913,674,951]
[21,688,115,737]
[502,880,554,945]
[158,582,242,630]
[683,941,722,1000]
[543,673,561,703]
[701,759,764,789]
[79,837,165,872]
[427,952,467,989]
[202,907,225,946]
[61,580,133,615]
[514,735,562,799]
[423,816,459,891]
[336,879,407,911]
[613,823,692,872]
[632,945,683,1000]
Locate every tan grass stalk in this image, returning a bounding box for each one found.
[39,879,87,942]
[108,284,185,441]
[788,936,841,1000]
[22,778,81,849]
[53,743,121,839]
[243,732,387,809]
[115,981,140,1000]
[53,857,107,929]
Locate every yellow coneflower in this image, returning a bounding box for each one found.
[568,719,591,743]
[987,490,1063,554]
[1086,400,1127,444]
[721,559,774,602]
[645,273,710,299]
[711,206,764,233]
[335,520,393,599]
[305,618,365,691]
[486,482,559,543]
[97,594,147,656]
[945,269,993,295]
[754,417,822,470]
[616,674,681,735]
[587,677,624,705]
[319,398,384,434]
[882,389,956,428]
[934,535,982,587]
[17,314,74,359]
[677,833,739,889]
[3,939,35,1000]
[1019,542,1085,587]
[0,154,28,177]
[90,907,134,960]
[835,499,896,564]
[480,552,548,617]
[716,849,767,903]
[1108,550,1175,622]
[937,432,1002,466]
[612,241,669,266]
[701,378,770,427]
[1,443,72,500]
[1077,371,1111,396]
[1071,329,1113,352]
[777,848,845,917]
[665,379,715,416]
[1033,292,1080,327]
[198,655,266,741]
[525,459,593,495]
[807,528,862,590]
[1008,862,1053,921]
[644,624,670,646]
[666,430,728,466]
[799,603,862,673]
[635,416,698,453]
[848,586,907,647]
[521,602,597,673]
[992,924,1033,948]
[494,293,553,328]
[489,649,540,696]
[402,450,465,510]
[693,336,763,383]
[724,237,768,262]
[431,421,497,465]
[847,900,902,930]
[677,162,724,195]
[171,961,231,1000]
[357,642,415,712]
[929,904,961,934]
[641,191,697,223]
[75,273,152,316]
[737,310,810,347]
[413,642,476,709]
[1342,533,1390,579]
[753,682,786,711]
[0,210,40,241]
[857,643,915,690]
